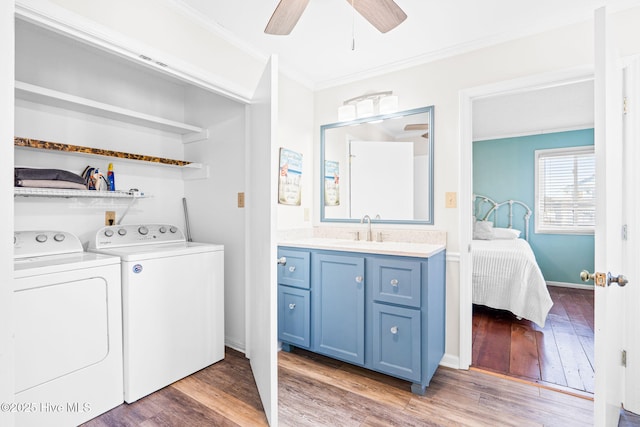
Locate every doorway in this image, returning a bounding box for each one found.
[458,68,596,395]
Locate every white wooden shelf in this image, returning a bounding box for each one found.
[15,80,204,135]
[14,187,147,199]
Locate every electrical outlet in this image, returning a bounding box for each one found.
[105,211,116,226]
[304,208,310,221]
[445,192,457,208]
[237,192,245,208]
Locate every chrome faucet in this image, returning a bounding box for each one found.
[360,215,372,241]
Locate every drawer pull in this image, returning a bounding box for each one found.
[277,256,287,265]
[390,326,399,334]
[288,266,296,272]
[390,279,399,287]
[288,303,296,310]
[355,275,364,283]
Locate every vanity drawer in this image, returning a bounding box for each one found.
[371,258,421,308]
[277,248,310,289]
[278,286,310,348]
[372,303,421,382]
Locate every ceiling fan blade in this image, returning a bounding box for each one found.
[404,123,429,131]
[348,0,407,33]
[265,0,310,35]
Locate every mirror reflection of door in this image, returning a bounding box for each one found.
[349,140,414,220]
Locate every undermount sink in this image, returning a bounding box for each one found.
[278,237,445,258]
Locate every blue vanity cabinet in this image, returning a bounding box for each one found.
[277,248,311,349]
[277,245,446,395]
[312,253,365,365]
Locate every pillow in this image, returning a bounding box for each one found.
[473,220,494,240]
[492,227,521,239]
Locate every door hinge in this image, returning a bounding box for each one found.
[624,97,628,115]
[622,224,628,241]
[622,350,627,367]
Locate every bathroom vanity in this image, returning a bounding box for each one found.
[277,239,445,395]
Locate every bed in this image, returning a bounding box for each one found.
[472,195,553,327]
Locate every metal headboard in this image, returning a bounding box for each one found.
[473,194,532,240]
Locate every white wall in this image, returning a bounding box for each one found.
[276,75,314,231]
[183,87,248,351]
[0,1,14,425]
[314,7,640,363]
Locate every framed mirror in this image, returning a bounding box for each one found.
[321,106,434,224]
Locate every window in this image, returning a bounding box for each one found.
[535,146,595,234]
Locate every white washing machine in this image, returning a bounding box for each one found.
[89,224,224,403]
[13,230,123,427]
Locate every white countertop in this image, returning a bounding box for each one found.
[278,238,445,258]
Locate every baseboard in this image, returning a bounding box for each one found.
[547,281,594,290]
[439,353,462,370]
[224,339,246,355]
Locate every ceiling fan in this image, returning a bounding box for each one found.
[265,0,407,35]
[404,123,429,139]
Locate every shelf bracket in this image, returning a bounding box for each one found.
[182,164,210,180]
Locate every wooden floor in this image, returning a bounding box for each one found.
[84,345,594,427]
[472,286,595,394]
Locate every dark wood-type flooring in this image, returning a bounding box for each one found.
[472,286,595,395]
[84,345,594,427]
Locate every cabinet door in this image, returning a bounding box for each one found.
[313,253,365,365]
[277,248,310,289]
[372,303,421,382]
[278,286,310,348]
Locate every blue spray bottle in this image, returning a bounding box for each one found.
[107,163,116,191]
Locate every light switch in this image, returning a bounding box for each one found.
[237,192,245,208]
[445,192,457,208]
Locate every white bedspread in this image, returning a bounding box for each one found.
[472,239,553,327]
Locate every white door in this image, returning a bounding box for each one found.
[350,140,414,220]
[246,56,278,426]
[622,58,640,415]
[0,2,15,427]
[593,7,630,425]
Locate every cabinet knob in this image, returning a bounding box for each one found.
[288,266,296,272]
[390,279,399,287]
[288,303,296,310]
[355,276,364,283]
[390,326,399,334]
[277,257,287,265]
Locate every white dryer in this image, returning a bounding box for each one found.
[89,224,224,403]
[13,230,123,427]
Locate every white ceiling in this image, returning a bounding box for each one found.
[473,80,595,141]
[175,0,640,90]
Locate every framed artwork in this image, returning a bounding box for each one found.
[278,148,302,205]
[324,160,340,206]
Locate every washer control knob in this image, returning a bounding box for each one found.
[53,233,65,242]
[159,226,167,233]
[104,229,114,237]
[118,228,127,236]
[138,226,149,235]
[35,234,47,243]
[169,226,177,233]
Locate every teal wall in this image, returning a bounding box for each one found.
[473,129,595,285]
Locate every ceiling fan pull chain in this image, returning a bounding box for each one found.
[351,0,356,50]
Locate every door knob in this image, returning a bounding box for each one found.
[608,272,628,287]
[277,257,287,265]
[581,270,628,287]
